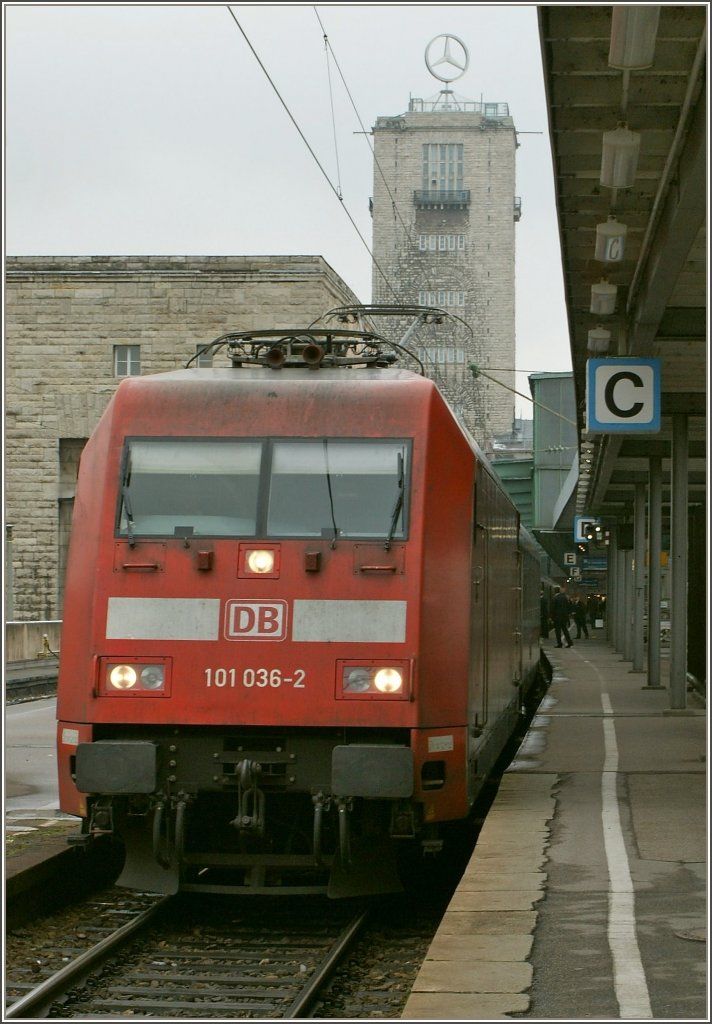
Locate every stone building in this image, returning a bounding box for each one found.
[370,88,520,446]
[4,255,359,620]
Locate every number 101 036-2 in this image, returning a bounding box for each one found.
[204,667,306,689]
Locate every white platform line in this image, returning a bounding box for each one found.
[601,692,653,1019]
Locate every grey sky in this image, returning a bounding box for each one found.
[4,3,572,414]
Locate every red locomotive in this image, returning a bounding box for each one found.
[56,315,545,897]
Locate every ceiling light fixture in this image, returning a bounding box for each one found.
[590,279,618,315]
[587,326,612,355]
[595,215,627,262]
[600,123,640,189]
[609,6,660,70]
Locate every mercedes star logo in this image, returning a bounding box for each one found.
[425,34,469,84]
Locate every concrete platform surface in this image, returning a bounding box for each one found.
[402,638,708,1021]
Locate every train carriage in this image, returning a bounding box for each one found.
[56,324,544,897]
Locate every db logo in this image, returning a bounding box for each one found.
[225,601,287,641]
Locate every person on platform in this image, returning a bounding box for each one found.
[573,597,589,639]
[550,586,573,648]
[540,590,551,639]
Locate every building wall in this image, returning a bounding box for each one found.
[5,255,359,620]
[530,372,577,530]
[370,107,518,445]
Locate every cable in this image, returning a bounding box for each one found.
[320,19,343,199]
[470,365,578,427]
[312,7,419,255]
[226,7,397,299]
[313,3,444,352]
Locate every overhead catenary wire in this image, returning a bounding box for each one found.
[470,364,578,427]
[312,6,420,255]
[320,19,343,200]
[226,6,398,301]
[311,15,464,342]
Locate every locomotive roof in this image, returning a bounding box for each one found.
[106,366,444,430]
[143,366,427,384]
[112,365,438,401]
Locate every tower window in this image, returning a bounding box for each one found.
[418,290,466,308]
[418,234,465,252]
[422,144,464,191]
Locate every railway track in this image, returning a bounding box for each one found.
[5,660,58,703]
[6,893,373,1019]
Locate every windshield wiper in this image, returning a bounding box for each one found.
[122,487,136,547]
[323,440,339,549]
[385,452,404,550]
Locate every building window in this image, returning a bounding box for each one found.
[418,290,466,308]
[195,344,213,368]
[416,346,467,365]
[114,345,141,377]
[418,234,465,252]
[422,144,464,191]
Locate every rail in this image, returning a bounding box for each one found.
[5,897,173,1019]
[7,899,369,1019]
[283,909,370,1018]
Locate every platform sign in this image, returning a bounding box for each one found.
[574,515,601,543]
[570,566,581,578]
[586,358,661,433]
[564,552,576,565]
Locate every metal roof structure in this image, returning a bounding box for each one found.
[537,5,707,538]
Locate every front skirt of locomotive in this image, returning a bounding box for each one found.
[73,726,418,897]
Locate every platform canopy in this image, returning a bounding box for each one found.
[537,5,707,539]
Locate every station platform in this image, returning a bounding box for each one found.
[402,636,708,1021]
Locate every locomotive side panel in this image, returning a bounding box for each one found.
[416,386,476,725]
[407,386,476,824]
[465,456,523,789]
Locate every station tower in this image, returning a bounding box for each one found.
[370,34,520,448]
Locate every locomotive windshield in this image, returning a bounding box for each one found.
[117,438,410,541]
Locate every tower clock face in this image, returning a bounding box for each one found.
[425,34,469,83]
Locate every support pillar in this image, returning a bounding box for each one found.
[632,482,646,672]
[669,414,688,709]
[645,456,664,689]
[622,548,634,662]
[608,527,619,648]
[615,546,627,654]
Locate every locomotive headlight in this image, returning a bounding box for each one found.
[238,543,280,579]
[344,667,372,692]
[103,660,170,696]
[374,667,403,693]
[247,549,275,574]
[140,665,165,690]
[339,662,408,699]
[109,664,137,689]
